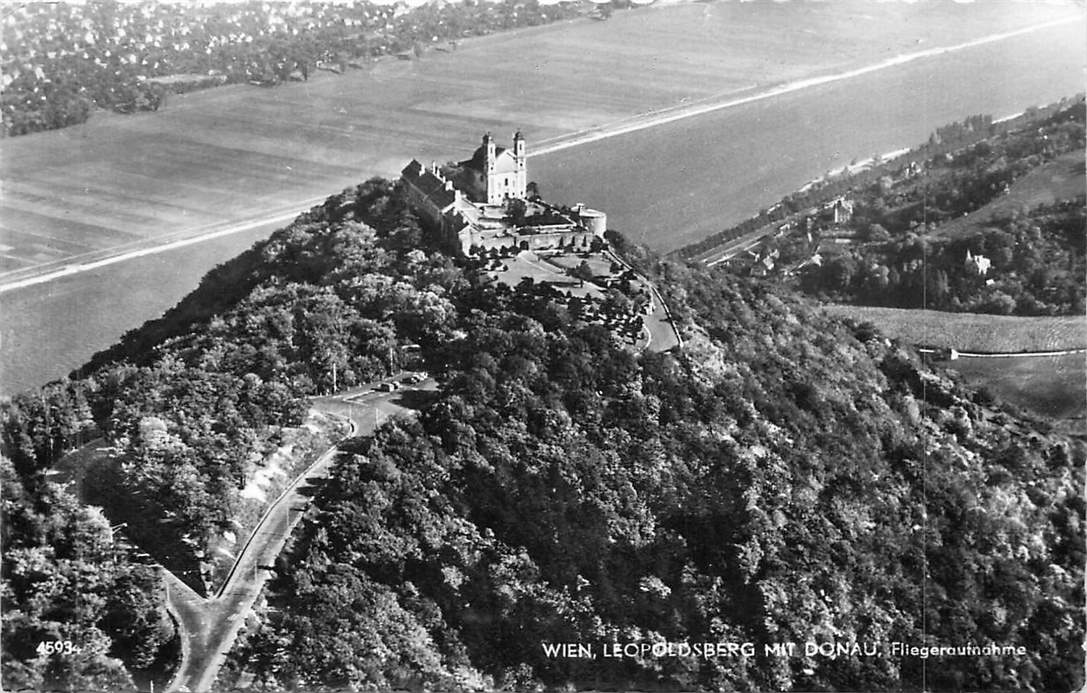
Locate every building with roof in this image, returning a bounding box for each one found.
[964,249,991,276]
[400,132,606,255]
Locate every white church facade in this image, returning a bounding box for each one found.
[400,132,606,254]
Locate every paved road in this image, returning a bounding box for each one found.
[164,380,433,693]
[919,347,1087,360]
[601,250,682,352]
[164,428,348,693]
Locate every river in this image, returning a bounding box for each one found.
[1,19,1083,395]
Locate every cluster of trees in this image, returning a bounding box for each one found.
[1,178,463,600]
[798,99,1085,315]
[674,95,1084,262]
[228,220,1083,690]
[1,176,467,688]
[801,198,1086,315]
[3,0,589,136]
[2,458,176,691]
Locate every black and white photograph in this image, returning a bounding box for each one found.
[0,0,1084,691]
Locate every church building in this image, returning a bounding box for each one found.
[400,132,606,254]
[457,131,528,205]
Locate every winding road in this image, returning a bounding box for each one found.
[163,378,435,693]
[162,430,348,693]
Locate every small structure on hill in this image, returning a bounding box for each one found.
[827,196,855,224]
[964,250,991,276]
[400,132,607,254]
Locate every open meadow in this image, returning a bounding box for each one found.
[822,304,1085,353]
[949,353,1086,430]
[935,149,1086,241]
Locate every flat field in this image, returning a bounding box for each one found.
[1,1,1083,282]
[822,304,1086,353]
[949,353,1086,427]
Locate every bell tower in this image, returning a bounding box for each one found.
[483,132,499,204]
[513,130,526,199]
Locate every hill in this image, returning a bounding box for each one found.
[219,211,1085,692]
[3,2,1083,283]
[4,175,1085,692]
[692,96,1086,318]
[933,150,1086,241]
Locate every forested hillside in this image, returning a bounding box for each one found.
[228,190,1079,690]
[690,96,1086,319]
[3,173,1084,692]
[797,100,1085,315]
[1,460,175,691]
[2,179,456,688]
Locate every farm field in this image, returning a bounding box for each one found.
[0,1,1083,284]
[949,353,1086,430]
[822,304,1086,353]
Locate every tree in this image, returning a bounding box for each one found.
[570,261,594,286]
[505,198,528,226]
[865,223,891,242]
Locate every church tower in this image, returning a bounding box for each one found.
[483,132,499,204]
[484,132,496,175]
[513,131,527,199]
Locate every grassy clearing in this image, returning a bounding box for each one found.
[935,150,1086,241]
[490,251,597,296]
[823,304,1085,352]
[949,353,1085,426]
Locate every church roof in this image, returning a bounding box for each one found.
[460,144,508,173]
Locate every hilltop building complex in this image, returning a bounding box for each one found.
[400,132,606,254]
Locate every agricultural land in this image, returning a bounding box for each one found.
[1,1,1083,284]
[820,305,1084,354]
[700,98,1086,428]
[2,3,1085,395]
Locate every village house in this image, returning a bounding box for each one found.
[827,196,855,224]
[964,249,991,276]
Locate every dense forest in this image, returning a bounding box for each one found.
[4,159,1085,690]
[1,179,451,688]
[1,460,175,691]
[224,185,1080,690]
